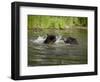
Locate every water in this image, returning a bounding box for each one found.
[28,28,87,66]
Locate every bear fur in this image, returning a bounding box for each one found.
[44,35,56,44]
[63,37,78,44]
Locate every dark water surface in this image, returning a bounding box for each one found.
[28,28,87,66]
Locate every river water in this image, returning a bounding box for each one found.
[28,28,87,66]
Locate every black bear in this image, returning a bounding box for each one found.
[44,34,56,44]
[63,37,78,44]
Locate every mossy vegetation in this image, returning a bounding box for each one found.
[28,15,87,30]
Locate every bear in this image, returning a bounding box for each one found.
[44,34,56,44]
[63,37,78,44]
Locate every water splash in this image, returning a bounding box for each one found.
[30,36,45,44]
[30,35,66,45]
[55,36,64,44]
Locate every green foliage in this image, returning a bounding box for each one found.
[28,15,87,29]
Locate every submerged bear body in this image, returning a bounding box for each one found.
[63,37,78,44]
[44,35,56,44]
[43,35,78,45]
